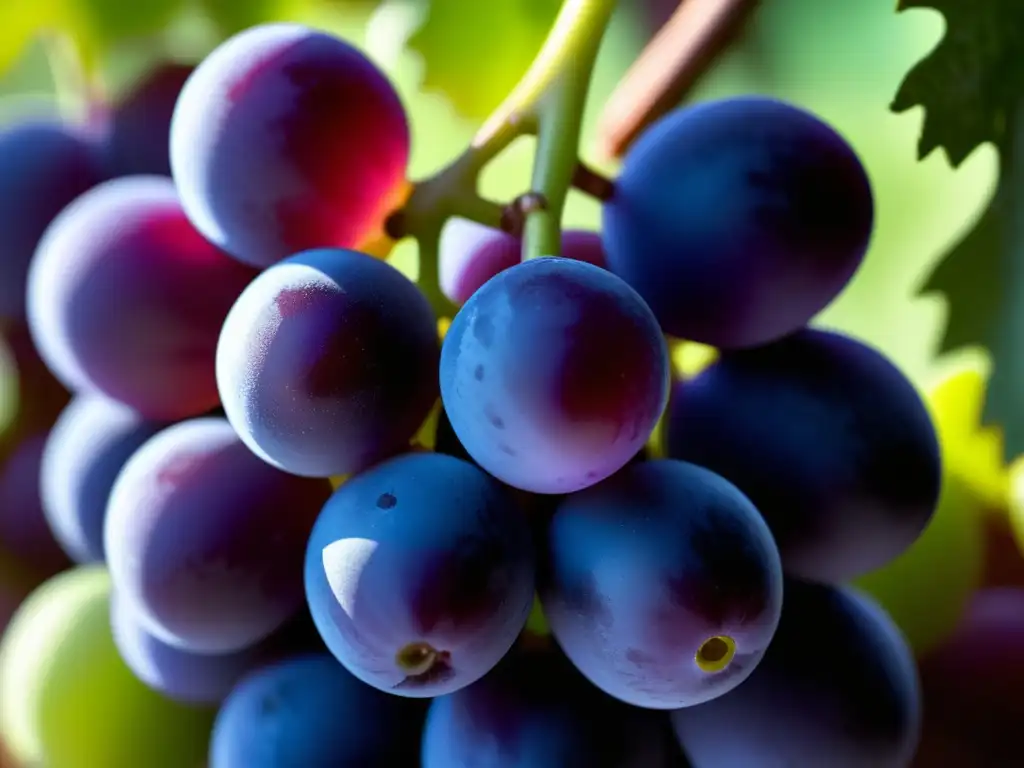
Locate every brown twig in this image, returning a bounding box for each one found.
[571,161,616,201]
[594,0,762,161]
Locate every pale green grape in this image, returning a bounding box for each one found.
[0,566,214,768]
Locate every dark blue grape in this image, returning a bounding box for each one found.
[672,580,920,767]
[170,23,410,268]
[217,247,439,478]
[440,257,669,495]
[602,96,873,348]
[103,63,193,177]
[439,220,606,305]
[110,589,299,705]
[26,175,258,420]
[539,459,783,709]
[0,433,72,579]
[40,395,166,563]
[665,328,940,582]
[422,645,682,767]
[305,452,535,697]
[104,418,333,653]
[0,118,107,321]
[210,653,426,767]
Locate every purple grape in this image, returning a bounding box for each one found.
[422,646,682,767]
[666,328,941,583]
[602,97,873,347]
[104,418,333,653]
[672,580,920,767]
[40,395,166,563]
[915,588,1024,766]
[217,247,439,478]
[0,118,107,321]
[539,459,783,710]
[0,322,71,458]
[26,175,259,420]
[439,257,669,495]
[0,433,71,578]
[304,452,535,698]
[103,63,193,177]
[439,219,606,305]
[110,589,297,705]
[210,653,426,767]
[170,22,411,268]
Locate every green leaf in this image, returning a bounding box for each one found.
[407,0,562,119]
[921,137,1024,459]
[897,0,1024,458]
[64,0,186,70]
[892,0,1024,167]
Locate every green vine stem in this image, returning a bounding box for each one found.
[392,0,620,317]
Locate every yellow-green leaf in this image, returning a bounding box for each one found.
[406,0,561,119]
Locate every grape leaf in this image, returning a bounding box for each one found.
[894,0,1024,459]
[406,0,562,119]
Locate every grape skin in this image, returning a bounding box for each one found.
[602,96,873,348]
[439,219,606,305]
[26,176,259,421]
[170,22,410,268]
[216,247,439,478]
[440,257,669,495]
[304,452,535,698]
[672,580,921,768]
[0,435,72,579]
[666,328,941,583]
[40,396,166,564]
[422,646,681,767]
[914,588,1024,766]
[102,63,194,177]
[539,459,783,710]
[210,654,426,767]
[0,120,107,321]
[110,590,286,705]
[104,418,333,653]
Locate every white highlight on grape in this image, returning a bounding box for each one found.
[322,537,379,619]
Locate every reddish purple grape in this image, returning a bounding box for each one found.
[672,580,920,767]
[26,176,258,420]
[0,433,72,579]
[914,588,1024,766]
[170,23,410,268]
[110,590,313,705]
[0,118,107,321]
[104,418,333,653]
[440,257,669,494]
[103,63,194,177]
[666,328,940,582]
[422,646,682,767]
[305,452,535,698]
[41,395,166,564]
[217,247,439,478]
[603,97,872,347]
[439,220,606,304]
[539,459,783,709]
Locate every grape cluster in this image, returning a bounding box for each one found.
[0,20,946,768]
